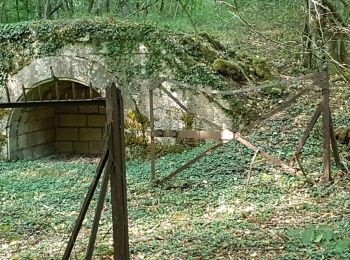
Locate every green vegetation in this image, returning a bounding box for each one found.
[1,0,350,259]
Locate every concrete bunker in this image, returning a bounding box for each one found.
[8,80,107,160]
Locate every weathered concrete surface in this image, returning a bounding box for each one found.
[1,54,232,160]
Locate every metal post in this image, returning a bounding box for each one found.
[321,70,331,182]
[106,84,129,260]
[149,87,156,182]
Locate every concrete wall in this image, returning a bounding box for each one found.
[0,54,234,160]
[55,104,106,154]
[10,107,55,160]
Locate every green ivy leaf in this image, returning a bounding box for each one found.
[314,233,324,243]
[335,239,350,252]
[302,228,315,245]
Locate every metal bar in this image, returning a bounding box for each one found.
[149,88,156,182]
[5,84,11,102]
[234,132,296,174]
[72,82,77,100]
[38,85,42,101]
[85,155,112,259]
[153,129,234,141]
[55,80,60,101]
[321,71,331,182]
[90,82,94,99]
[0,99,105,108]
[21,84,27,102]
[165,73,318,96]
[62,146,109,260]
[329,110,341,165]
[158,85,221,129]
[295,103,322,155]
[156,143,224,185]
[245,87,315,133]
[106,84,129,260]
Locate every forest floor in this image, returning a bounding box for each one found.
[1,81,350,259]
[2,2,350,258]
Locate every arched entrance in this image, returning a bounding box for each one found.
[4,55,118,160]
[8,80,106,160]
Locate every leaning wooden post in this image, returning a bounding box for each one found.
[106,83,129,260]
[149,86,156,182]
[320,69,332,182]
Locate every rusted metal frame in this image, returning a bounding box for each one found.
[244,86,315,133]
[85,157,112,260]
[165,73,318,96]
[153,129,234,141]
[106,84,129,260]
[329,111,341,165]
[55,79,60,101]
[156,142,225,185]
[149,87,156,182]
[295,103,322,156]
[157,85,221,129]
[38,85,43,101]
[72,81,77,99]
[5,84,11,102]
[62,146,109,260]
[234,132,297,174]
[0,99,106,108]
[89,82,94,99]
[21,84,27,102]
[320,71,332,182]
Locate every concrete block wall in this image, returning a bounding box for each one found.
[12,107,56,159]
[55,104,106,154]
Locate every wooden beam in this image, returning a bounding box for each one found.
[106,84,129,260]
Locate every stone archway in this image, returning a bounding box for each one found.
[4,56,117,160]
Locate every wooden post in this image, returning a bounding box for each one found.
[149,87,156,182]
[106,84,129,260]
[321,70,331,182]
